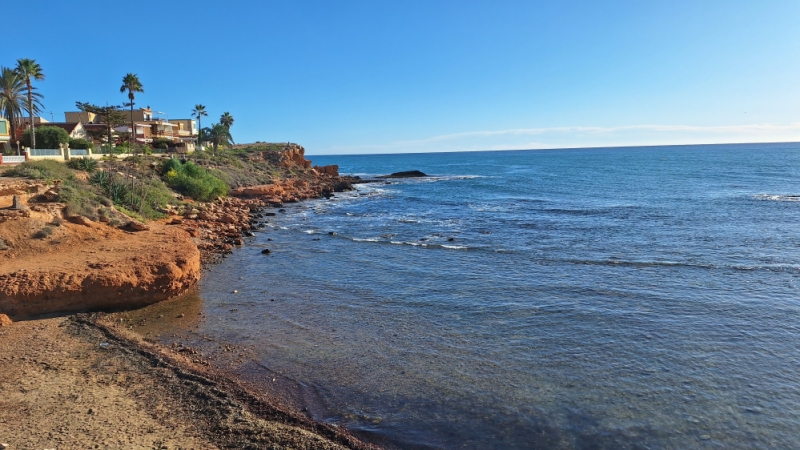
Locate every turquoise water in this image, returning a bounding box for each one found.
[190,144,800,448]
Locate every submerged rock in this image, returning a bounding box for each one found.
[378,170,428,178]
[333,181,353,192]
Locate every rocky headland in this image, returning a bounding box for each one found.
[0,144,349,320]
[0,144,379,448]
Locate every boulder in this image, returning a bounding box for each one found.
[0,314,12,327]
[378,170,428,178]
[313,165,340,177]
[333,181,353,192]
[67,215,93,226]
[126,221,150,231]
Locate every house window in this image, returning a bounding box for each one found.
[0,120,8,135]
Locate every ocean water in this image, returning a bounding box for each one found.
[177,144,800,448]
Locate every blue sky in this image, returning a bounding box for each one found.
[7,1,800,154]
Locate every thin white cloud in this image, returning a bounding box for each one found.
[325,123,800,154]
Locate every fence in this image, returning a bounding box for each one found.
[70,149,89,156]
[1,155,25,164]
[29,148,62,157]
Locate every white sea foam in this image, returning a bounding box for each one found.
[302,230,316,234]
[353,237,381,242]
[754,194,800,202]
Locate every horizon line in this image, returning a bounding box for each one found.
[306,140,800,157]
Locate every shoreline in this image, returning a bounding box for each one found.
[0,313,379,449]
[0,154,382,448]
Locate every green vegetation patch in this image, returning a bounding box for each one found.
[68,138,92,150]
[33,226,54,239]
[161,158,228,202]
[4,160,77,183]
[23,126,69,149]
[67,156,98,173]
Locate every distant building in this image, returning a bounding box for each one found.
[168,119,197,141]
[0,118,10,152]
[65,107,153,125]
[63,107,198,146]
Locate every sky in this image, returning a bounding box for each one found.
[6,1,800,155]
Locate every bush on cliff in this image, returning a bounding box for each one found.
[68,138,92,150]
[90,169,174,220]
[4,160,76,183]
[67,156,98,173]
[161,158,228,202]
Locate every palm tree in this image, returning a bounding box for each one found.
[119,73,144,149]
[15,59,45,149]
[0,67,41,151]
[204,123,234,152]
[191,104,208,149]
[220,111,234,129]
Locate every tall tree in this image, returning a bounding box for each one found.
[15,58,45,150]
[75,102,126,146]
[220,111,234,129]
[191,104,208,148]
[203,123,234,152]
[0,66,41,150]
[119,73,144,149]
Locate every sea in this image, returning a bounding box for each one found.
[148,143,800,449]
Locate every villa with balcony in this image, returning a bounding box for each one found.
[0,118,11,153]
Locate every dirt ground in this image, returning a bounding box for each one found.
[0,316,376,449]
[0,317,215,449]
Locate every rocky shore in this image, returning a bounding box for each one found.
[0,147,379,449]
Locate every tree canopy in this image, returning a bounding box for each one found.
[15,58,45,148]
[22,125,69,149]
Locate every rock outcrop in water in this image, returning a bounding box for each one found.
[379,170,428,178]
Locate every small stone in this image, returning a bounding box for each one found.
[0,314,12,327]
[261,249,271,254]
[328,231,337,235]
[126,221,150,231]
[177,313,185,318]
[233,290,238,294]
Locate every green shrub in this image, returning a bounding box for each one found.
[33,226,54,239]
[151,138,173,150]
[23,126,70,149]
[58,180,104,220]
[67,156,98,173]
[89,169,173,221]
[161,159,228,201]
[68,138,92,150]
[4,160,76,182]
